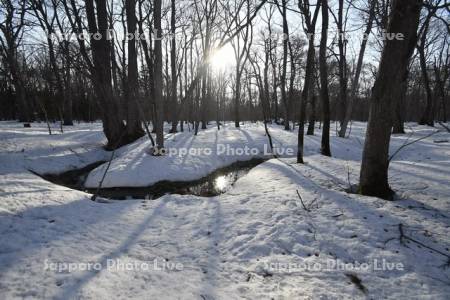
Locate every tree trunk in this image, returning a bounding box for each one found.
[263,44,272,122]
[434,63,448,123]
[307,95,316,135]
[270,55,278,123]
[124,0,144,141]
[319,0,331,157]
[63,41,73,126]
[392,71,408,134]
[360,0,422,199]
[153,0,164,148]
[418,44,434,126]
[235,67,241,128]
[336,0,348,127]
[85,0,126,149]
[297,37,316,163]
[169,0,178,133]
[201,68,208,130]
[280,0,290,130]
[296,0,320,163]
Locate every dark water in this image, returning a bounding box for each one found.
[41,158,265,200]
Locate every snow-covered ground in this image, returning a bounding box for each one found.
[0,120,449,299]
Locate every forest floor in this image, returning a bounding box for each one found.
[0,121,450,299]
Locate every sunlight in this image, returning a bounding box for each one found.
[214,175,229,191]
[209,44,236,71]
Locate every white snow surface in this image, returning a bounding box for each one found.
[84,122,297,188]
[1,121,450,299]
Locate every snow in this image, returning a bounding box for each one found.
[84,123,298,188]
[1,120,449,299]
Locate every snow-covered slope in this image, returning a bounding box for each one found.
[1,121,449,299]
[84,122,365,188]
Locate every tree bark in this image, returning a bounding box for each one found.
[169,0,178,133]
[85,0,126,149]
[319,0,331,157]
[297,40,315,163]
[392,71,408,134]
[154,0,164,148]
[269,41,278,123]
[336,0,348,127]
[280,0,290,130]
[359,0,422,199]
[125,0,144,141]
[296,0,321,163]
[234,71,241,128]
[307,95,316,135]
[434,61,448,123]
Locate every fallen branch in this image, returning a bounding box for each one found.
[389,130,441,162]
[91,151,116,201]
[384,224,450,266]
[91,132,126,201]
[296,189,311,212]
[68,148,81,157]
[400,224,450,259]
[308,197,318,210]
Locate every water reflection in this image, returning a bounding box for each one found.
[215,175,231,192]
[42,158,266,200]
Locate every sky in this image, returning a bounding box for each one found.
[20,0,382,79]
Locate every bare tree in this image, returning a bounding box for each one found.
[153,0,164,149]
[0,0,31,122]
[125,0,144,140]
[433,39,449,122]
[319,0,331,156]
[339,0,376,137]
[169,0,178,133]
[297,0,321,163]
[359,0,422,199]
[31,0,74,126]
[228,0,253,128]
[417,4,439,127]
[329,0,350,129]
[278,0,291,130]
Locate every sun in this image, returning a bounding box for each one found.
[209,44,236,71]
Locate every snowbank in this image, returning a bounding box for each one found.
[84,122,343,188]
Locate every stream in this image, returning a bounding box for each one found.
[41,158,265,200]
